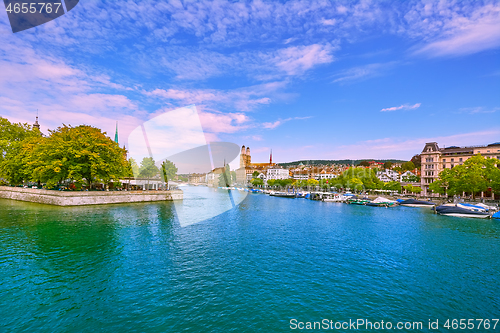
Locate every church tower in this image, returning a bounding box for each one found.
[240,145,246,168]
[246,147,251,165]
[114,121,119,144]
[33,111,40,131]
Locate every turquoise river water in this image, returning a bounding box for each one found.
[0,186,499,332]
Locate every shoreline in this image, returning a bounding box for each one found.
[0,186,183,206]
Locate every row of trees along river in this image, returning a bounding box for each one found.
[0,117,177,189]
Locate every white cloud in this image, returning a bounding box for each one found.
[272,44,336,75]
[407,3,500,57]
[262,116,312,129]
[332,62,397,83]
[321,19,336,26]
[381,103,421,112]
[459,106,500,114]
[143,81,283,112]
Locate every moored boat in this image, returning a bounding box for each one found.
[400,199,435,208]
[271,192,296,198]
[366,196,399,207]
[435,205,490,219]
[347,198,370,205]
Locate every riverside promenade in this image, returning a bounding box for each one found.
[0,186,183,206]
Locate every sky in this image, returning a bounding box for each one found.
[0,0,499,164]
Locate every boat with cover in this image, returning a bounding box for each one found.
[270,192,296,198]
[347,198,370,205]
[475,203,498,212]
[400,199,435,208]
[323,194,348,202]
[435,205,491,219]
[366,196,399,207]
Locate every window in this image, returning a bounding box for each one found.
[443,159,446,162]
[459,158,462,162]
[451,158,454,162]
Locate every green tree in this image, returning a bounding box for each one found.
[252,170,260,178]
[349,177,364,191]
[139,157,159,189]
[267,179,276,187]
[401,161,415,171]
[218,165,232,187]
[128,158,140,177]
[358,161,370,167]
[411,154,421,169]
[404,184,422,194]
[0,117,41,183]
[2,135,44,185]
[306,179,319,187]
[336,167,383,191]
[384,181,401,192]
[250,178,263,187]
[160,159,178,187]
[34,125,127,188]
[383,161,393,169]
[460,155,489,199]
[429,179,446,195]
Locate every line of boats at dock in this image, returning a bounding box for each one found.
[218,187,500,220]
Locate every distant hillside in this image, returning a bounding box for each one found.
[278,159,406,168]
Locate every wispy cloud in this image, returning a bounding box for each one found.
[270,44,336,76]
[407,3,500,57]
[332,62,397,83]
[262,116,311,129]
[459,106,500,114]
[381,103,421,112]
[143,81,282,112]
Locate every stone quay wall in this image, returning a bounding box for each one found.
[0,186,183,206]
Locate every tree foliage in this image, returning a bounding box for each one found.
[429,154,500,198]
[410,154,421,169]
[335,167,384,191]
[1,123,128,188]
[404,184,422,194]
[160,159,178,183]
[250,178,263,187]
[218,165,232,187]
[384,181,401,192]
[401,161,415,171]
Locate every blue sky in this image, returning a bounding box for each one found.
[0,0,499,163]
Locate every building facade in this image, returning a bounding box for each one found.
[420,142,500,195]
[266,166,289,180]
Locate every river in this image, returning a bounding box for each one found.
[0,186,499,332]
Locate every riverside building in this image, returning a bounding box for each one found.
[235,145,276,184]
[420,141,500,196]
